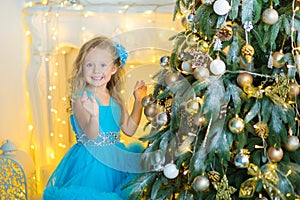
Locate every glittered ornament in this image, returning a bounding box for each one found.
[234,149,250,168]
[163,163,179,179]
[267,147,283,162]
[284,135,300,151]
[156,111,169,126]
[160,55,170,67]
[192,175,210,192]
[288,82,300,98]
[187,45,211,68]
[193,67,210,80]
[228,116,245,134]
[209,58,226,75]
[262,8,279,25]
[165,72,180,85]
[213,0,231,15]
[181,61,193,74]
[272,51,285,68]
[237,73,253,88]
[241,44,255,63]
[207,170,221,182]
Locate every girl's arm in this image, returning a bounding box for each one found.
[73,91,99,140]
[121,80,147,136]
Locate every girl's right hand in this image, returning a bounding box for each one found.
[81,91,99,117]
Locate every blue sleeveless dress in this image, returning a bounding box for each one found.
[43,90,143,200]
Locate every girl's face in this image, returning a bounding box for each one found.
[83,47,117,89]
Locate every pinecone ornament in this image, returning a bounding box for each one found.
[207,170,221,182]
[241,44,255,63]
[218,26,233,41]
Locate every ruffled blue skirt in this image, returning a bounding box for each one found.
[43,142,143,200]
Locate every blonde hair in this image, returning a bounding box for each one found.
[68,36,126,122]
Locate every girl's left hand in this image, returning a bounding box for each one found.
[134,80,147,102]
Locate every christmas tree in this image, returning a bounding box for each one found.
[127,0,300,199]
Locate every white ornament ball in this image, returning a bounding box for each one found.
[209,59,226,75]
[163,163,179,179]
[181,61,193,74]
[213,0,231,16]
[262,8,279,25]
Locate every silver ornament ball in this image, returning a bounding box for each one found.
[262,8,279,25]
[234,150,250,168]
[192,175,210,192]
[285,136,300,151]
[160,55,170,67]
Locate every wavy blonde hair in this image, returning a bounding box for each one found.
[68,36,126,121]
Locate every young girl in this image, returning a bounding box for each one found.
[43,36,147,199]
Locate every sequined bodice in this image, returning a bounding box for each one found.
[70,90,121,146]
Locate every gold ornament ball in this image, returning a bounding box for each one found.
[228,117,245,134]
[237,73,253,88]
[285,135,300,151]
[267,147,283,162]
[186,33,200,46]
[144,103,159,118]
[198,40,210,52]
[192,175,210,192]
[288,82,300,98]
[141,95,155,107]
[165,72,180,85]
[272,51,285,68]
[262,8,279,25]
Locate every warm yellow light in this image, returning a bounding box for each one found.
[54,72,58,76]
[56,13,60,17]
[62,120,66,124]
[57,118,61,122]
[59,134,63,138]
[30,145,35,149]
[50,133,54,137]
[120,89,125,94]
[118,10,124,14]
[25,30,31,36]
[50,153,55,159]
[28,125,34,131]
[52,85,56,90]
[123,5,129,9]
[144,10,153,15]
[147,19,153,23]
[45,57,49,62]
[127,74,132,78]
[48,95,52,100]
[62,97,67,101]
[81,26,86,31]
[129,65,134,69]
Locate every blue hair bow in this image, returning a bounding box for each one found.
[114,42,128,67]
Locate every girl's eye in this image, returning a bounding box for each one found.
[86,63,94,68]
[101,63,107,67]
